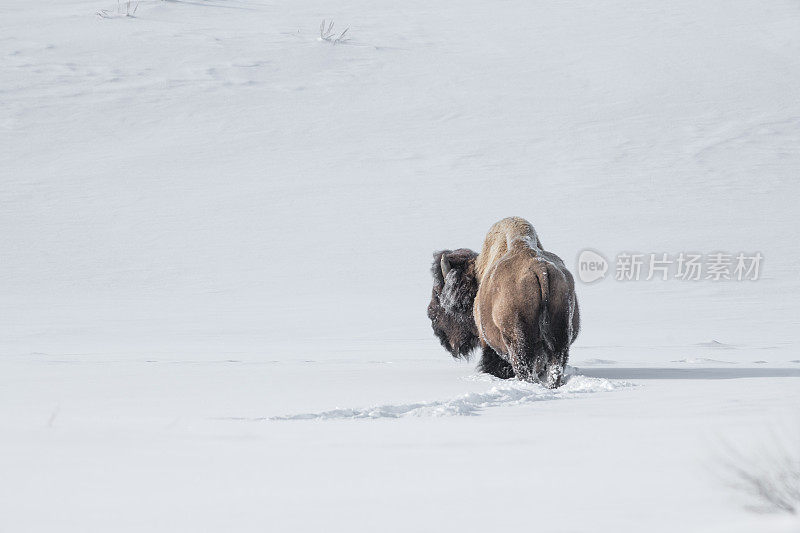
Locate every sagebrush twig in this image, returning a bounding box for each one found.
[721,432,800,514]
[319,19,350,44]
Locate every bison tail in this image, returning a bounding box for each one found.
[538,263,574,354]
[536,263,555,354]
[535,264,573,387]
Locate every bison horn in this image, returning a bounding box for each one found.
[441,255,451,277]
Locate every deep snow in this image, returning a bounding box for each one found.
[2,0,800,531]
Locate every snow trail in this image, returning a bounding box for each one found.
[268,375,631,420]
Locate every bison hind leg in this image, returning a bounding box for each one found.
[502,334,537,383]
[500,323,557,384]
[478,346,514,379]
[542,349,569,388]
[544,361,563,388]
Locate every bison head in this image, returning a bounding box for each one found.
[427,248,480,359]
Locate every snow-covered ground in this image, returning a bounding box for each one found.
[2,0,799,531]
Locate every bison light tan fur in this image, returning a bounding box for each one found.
[428,217,579,388]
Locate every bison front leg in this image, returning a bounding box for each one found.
[478,345,514,379]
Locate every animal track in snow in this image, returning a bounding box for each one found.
[267,375,632,420]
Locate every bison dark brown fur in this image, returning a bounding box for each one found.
[427,249,480,359]
[427,248,516,379]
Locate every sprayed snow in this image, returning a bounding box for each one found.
[439,269,464,313]
[511,233,541,252]
[270,375,632,420]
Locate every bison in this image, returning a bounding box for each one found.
[427,217,580,388]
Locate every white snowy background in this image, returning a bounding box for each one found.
[2,0,799,531]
